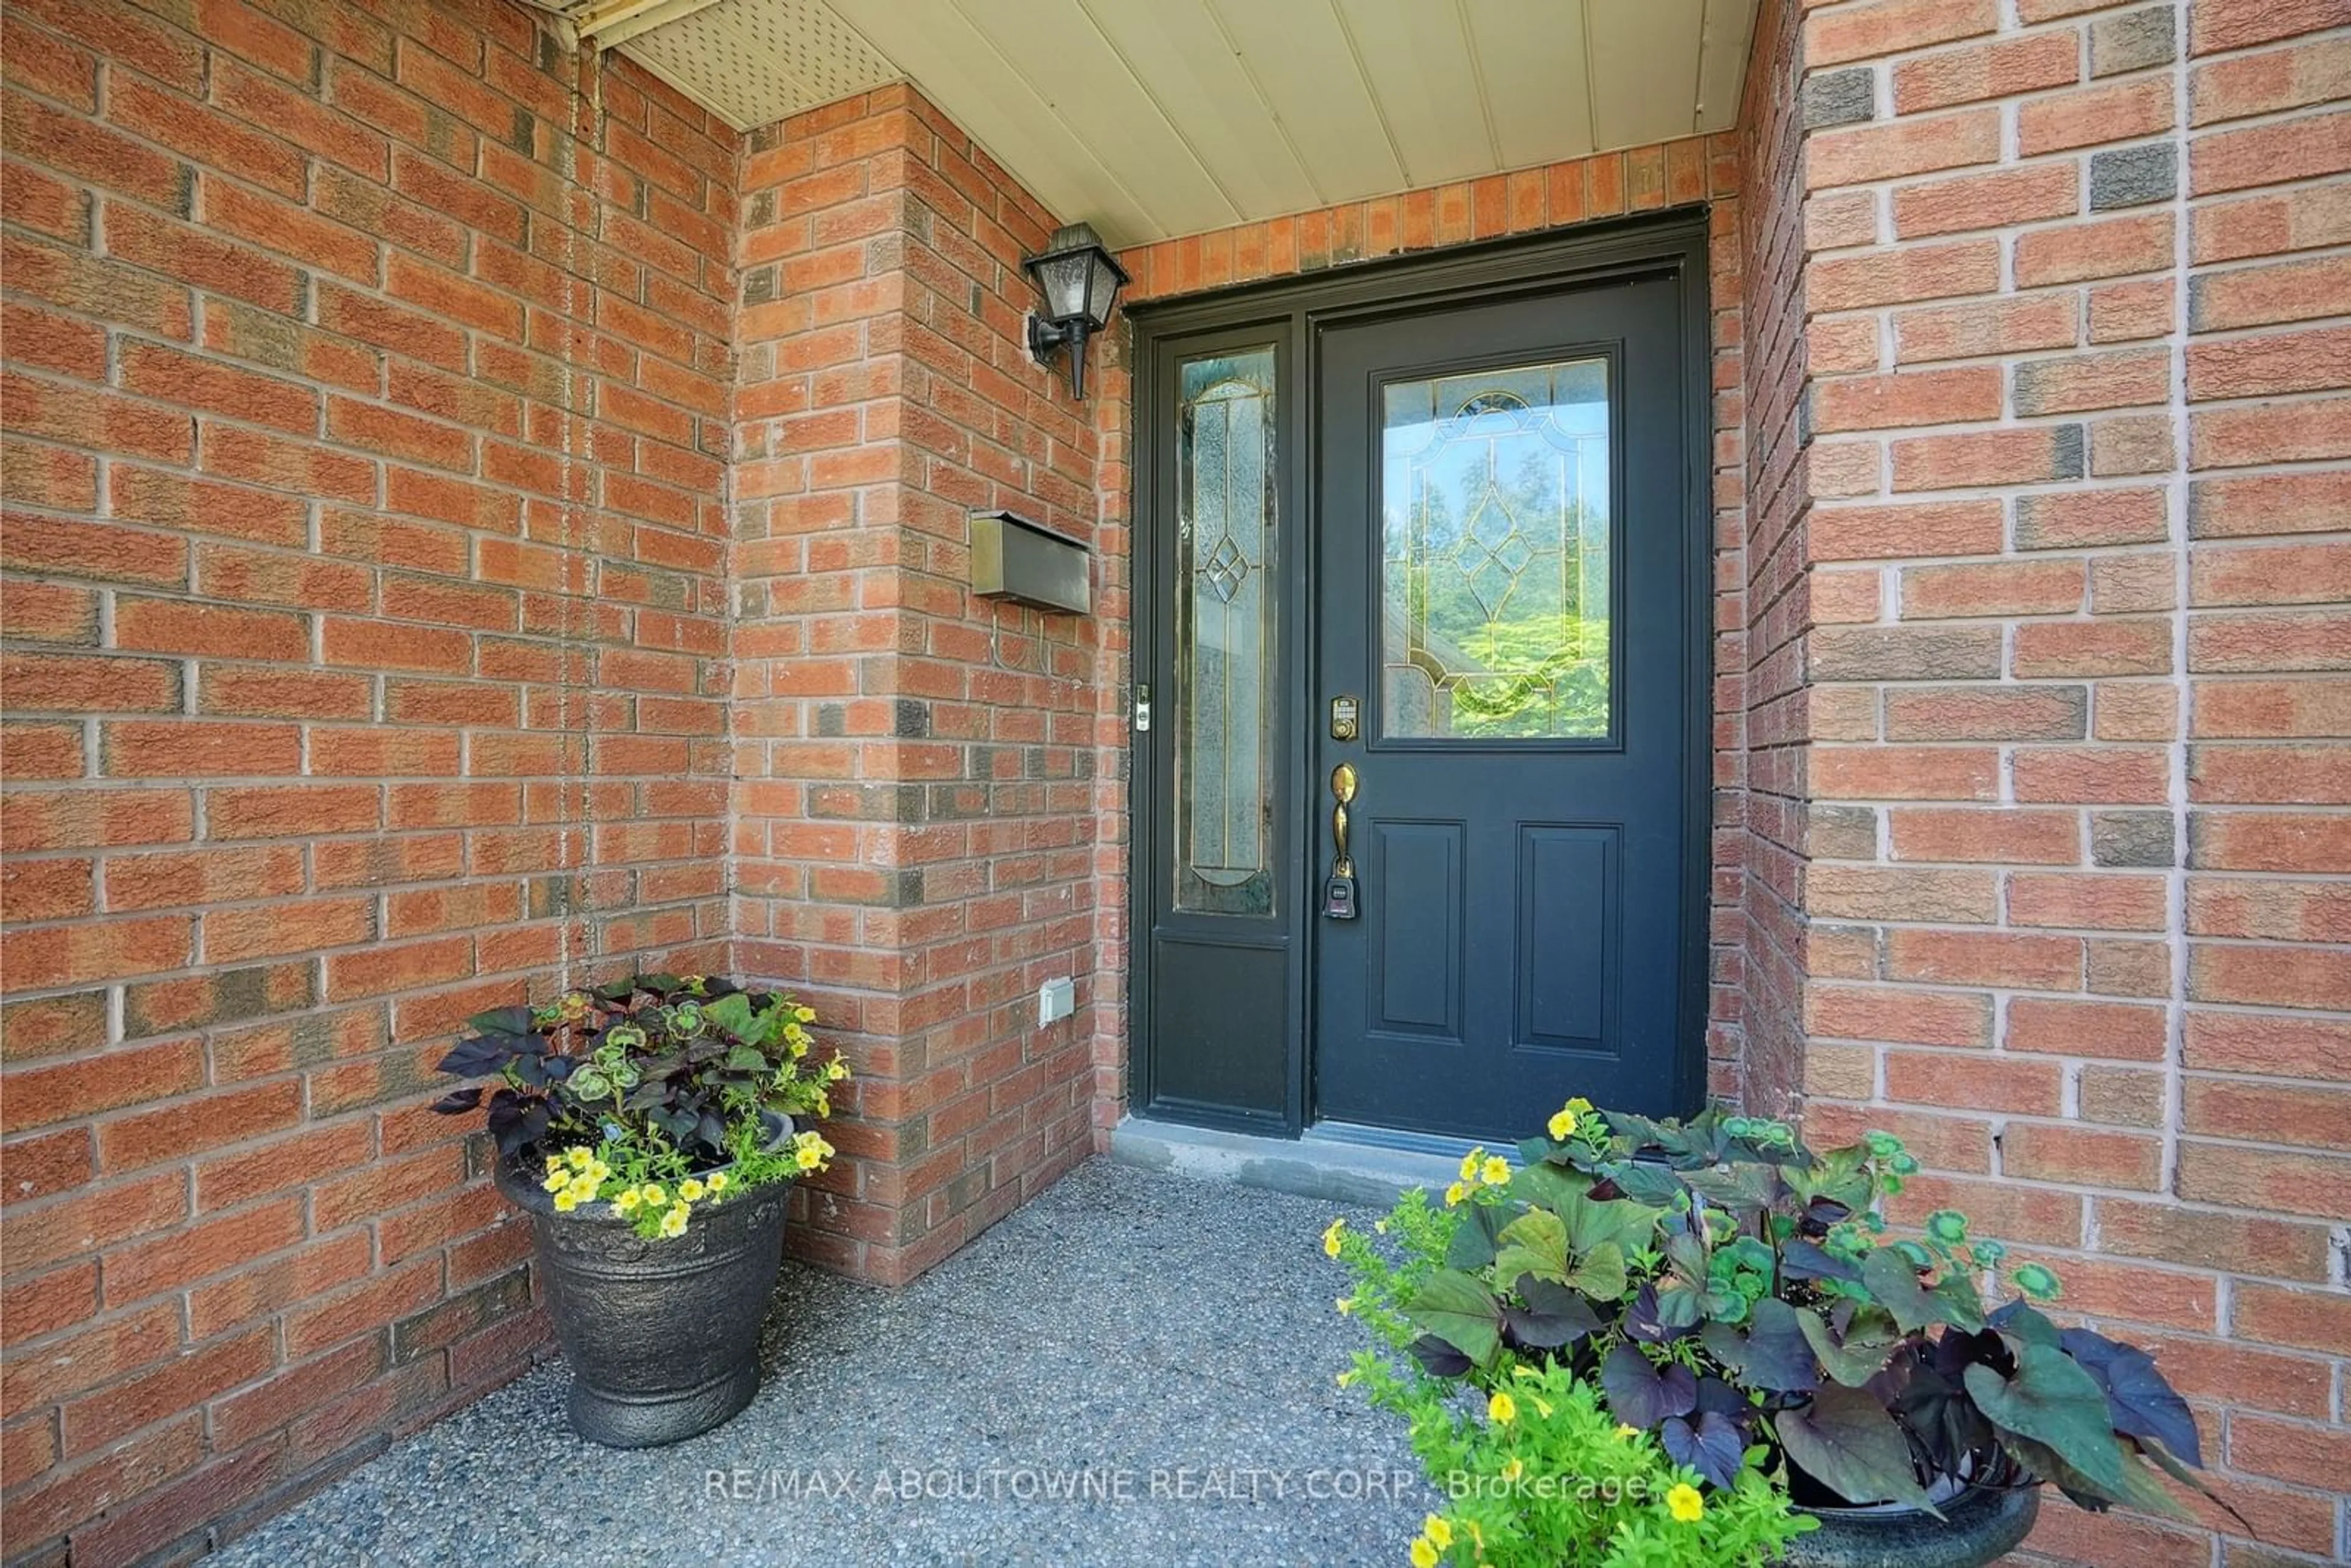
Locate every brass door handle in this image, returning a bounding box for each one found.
[1330,762,1358,877]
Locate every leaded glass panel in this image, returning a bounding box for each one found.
[1379,357,1611,741]
[1176,348,1277,914]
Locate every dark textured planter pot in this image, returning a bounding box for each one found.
[1781,1480,2039,1568]
[495,1152,787,1448]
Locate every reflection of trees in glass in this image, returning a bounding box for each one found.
[1392,419,1609,739]
[1452,613,1610,736]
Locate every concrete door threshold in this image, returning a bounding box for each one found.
[1109,1114,1477,1207]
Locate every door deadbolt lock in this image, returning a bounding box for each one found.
[1329,694,1360,741]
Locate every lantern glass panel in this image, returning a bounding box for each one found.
[1084,254,1122,323]
[1035,251,1093,320]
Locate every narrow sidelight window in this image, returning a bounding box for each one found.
[1174,347,1278,915]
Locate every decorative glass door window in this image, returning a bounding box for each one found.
[1379,356,1612,741]
[1174,348,1278,915]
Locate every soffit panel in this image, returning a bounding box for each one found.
[1198,0,1409,214]
[1331,0,1495,189]
[949,0,1243,237]
[826,0,1161,242]
[603,0,899,127]
[1585,0,1708,152]
[1466,0,1597,170]
[1695,0,1760,138]
[1071,0,1324,221]
[576,0,1757,246]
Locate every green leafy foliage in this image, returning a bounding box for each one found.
[1338,1320,1812,1566]
[2059,1328,2200,1465]
[1861,1247,1963,1334]
[1964,1347,2188,1517]
[1408,1270,1505,1369]
[1732,1299,1818,1394]
[1797,1308,1900,1387]
[1325,1100,2213,1544]
[1602,1342,1697,1428]
[432,972,849,1236]
[1493,1209,1572,1288]
[1774,1383,1938,1514]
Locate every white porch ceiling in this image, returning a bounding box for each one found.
[552,0,1757,247]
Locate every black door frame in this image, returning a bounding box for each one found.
[1126,209,1715,1140]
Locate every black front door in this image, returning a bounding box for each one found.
[1130,223,1706,1145]
[1311,276,1693,1138]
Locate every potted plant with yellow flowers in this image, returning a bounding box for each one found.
[1327,1209,1810,1568]
[1327,1097,2225,1567]
[432,973,848,1446]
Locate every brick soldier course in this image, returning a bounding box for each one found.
[0,0,2343,1562]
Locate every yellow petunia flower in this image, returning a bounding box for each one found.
[1423,1516,1453,1550]
[565,1147,592,1171]
[1499,1458,1523,1482]
[1322,1218,1346,1256]
[1547,1108,1575,1139]
[794,1006,816,1023]
[1409,1537,1439,1568]
[1480,1155,1510,1187]
[679,1179,706,1202]
[1373,1218,1388,1234]
[640,1184,666,1207]
[1335,1297,1354,1316]
[659,1204,689,1237]
[544,1153,566,1175]
[615,1188,642,1214]
[1335,1370,1357,1389]
[1566,1096,1592,1116]
[705,1171,730,1193]
[552,1190,580,1213]
[542,1171,569,1193]
[565,1175,598,1204]
[1444,1182,1468,1207]
[795,1144,824,1171]
[1666,1483,1704,1523]
[1458,1148,1483,1183]
[1487,1390,1516,1425]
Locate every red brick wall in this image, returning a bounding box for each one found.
[0,0,737,1558]
[1112,135,1759,1108]
[726,85,1109,1285]
[6,2,2345,1563]
[1737,0,1818,1118]
[1784,0,2351,1561]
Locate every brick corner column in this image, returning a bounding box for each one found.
[1757,0,2350,1558]
[1735,0,1821,1120]
[727,86,1116,1285]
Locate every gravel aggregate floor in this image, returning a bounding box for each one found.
[208,1158,1429,1568]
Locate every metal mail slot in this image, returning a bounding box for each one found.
[970,510,1092,615]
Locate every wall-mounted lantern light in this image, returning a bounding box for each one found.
[1021,222,1128,400]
